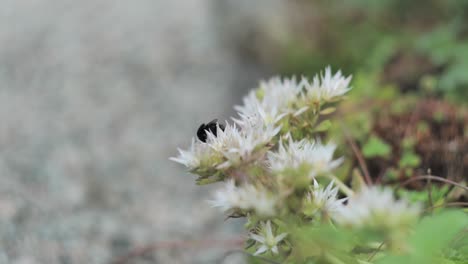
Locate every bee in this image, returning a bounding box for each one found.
[197,119,225,142]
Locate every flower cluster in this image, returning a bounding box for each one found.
[170,121,280,176]
[208,179,277,216]
[334,186,421,230]
[299,67,352,103]
[235,68,351,125]
[171,67,422,260]
[267,136,343,179]
[171,67,350,178]
[303,180,347,218]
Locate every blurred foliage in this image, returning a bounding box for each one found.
[397,185,450,206]
[240,2,468,263]
[277,0,468,103]
[247,210,467,264]
[264,0,468,202]
[332,91,467,203]
[378,210,467,264]
[362,136,392,159]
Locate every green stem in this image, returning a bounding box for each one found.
[328,174,354,197]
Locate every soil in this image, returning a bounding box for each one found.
[367,99,467,195]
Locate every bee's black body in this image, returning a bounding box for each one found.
[197,119,225,142]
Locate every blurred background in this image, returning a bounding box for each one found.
[0,0,466,263]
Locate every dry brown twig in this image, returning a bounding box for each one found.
[340,122,373,185]
[397,175,468,193]
[368,242,385,262]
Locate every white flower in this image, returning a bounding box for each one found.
[249,220,288,255]
[234,91,284,127]
[333,186,421,229]
[267,137,343,178]
[300,66,352,103]
[233,98,286,131]
[209,179,277,216]
[170,138,215,170]
[211,121,280,169]
[208,179,241,211]
[171,121,280,171]
[234,77,302,126]
[305,180,347,217]
[260,77,302,113]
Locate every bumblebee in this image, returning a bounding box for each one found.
[197,119,225,142]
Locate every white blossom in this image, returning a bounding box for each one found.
[267,137,343,178]
[300,66,352,103]
[305,180,347,217]
[211,121,280,169]
[234,77,302,127]
[170,138,215,170]
[233,99,286,132]
[249,220,288,255]
[208,179,277,216]
[334,186,421,229]
[171,121,279,171]
[234,91,284,127]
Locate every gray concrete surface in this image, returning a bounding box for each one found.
[0,0,289,263]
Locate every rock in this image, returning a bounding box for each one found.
[0,0,289,263]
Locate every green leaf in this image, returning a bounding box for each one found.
[290,224,357,261]
[378,211,468,264]
[362,136,391,158]
[399,151,421,168]
[411,211,468,255]
[320,107,336,115]
[439,61,468,91]
[385,168,399,181]
[416,121,430,134]
[402,137,416,149]
[397,185,450,204]
[314,120,332,132]
[195,177,220,185]
[195,171,224,185]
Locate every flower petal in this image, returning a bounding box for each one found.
[271,246,279,254]
[274,232,288,243]
[249,233,266,244]
[254,245,269,256]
